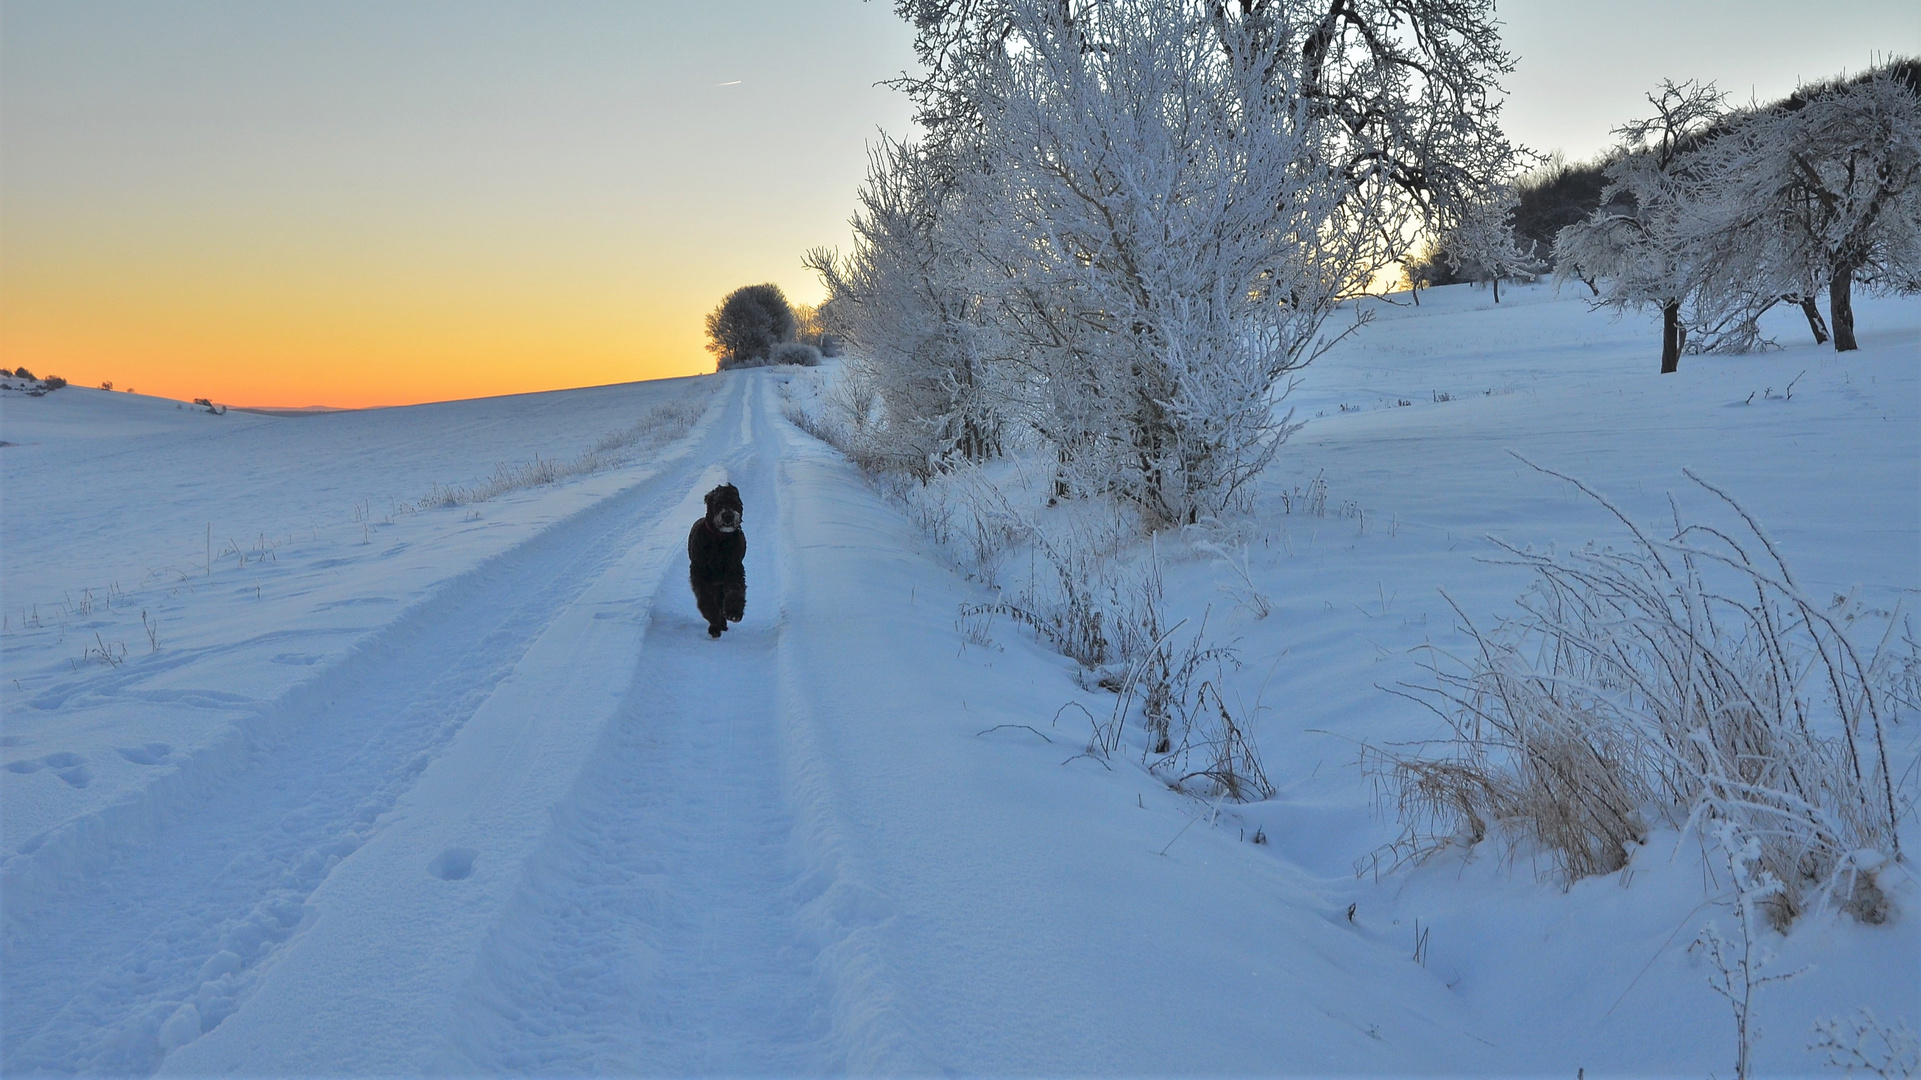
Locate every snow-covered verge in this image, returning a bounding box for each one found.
[781,280,1921,1075]
[1,283,1914,1076]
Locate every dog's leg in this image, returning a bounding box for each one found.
[723,585,745,624]
[694,582,726,638]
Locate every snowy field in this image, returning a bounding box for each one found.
[1,283,1916,1075]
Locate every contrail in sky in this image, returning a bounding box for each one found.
[715,80,742,87]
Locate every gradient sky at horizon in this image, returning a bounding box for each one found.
[3,1,1915,408]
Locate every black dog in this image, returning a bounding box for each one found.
[688,483,746,638]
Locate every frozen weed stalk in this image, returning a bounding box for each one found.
[1082,548,1271,802]
[1188,521,1272,620]
[1692,822,1808,1080]
[1371,460,1912,924]
[1809,1008,1920,1079]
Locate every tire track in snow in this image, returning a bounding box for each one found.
[0,381,742,1076]
[445,376,836,1073]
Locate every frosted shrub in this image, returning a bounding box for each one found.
[1375,464,1911,922]
[788,356,1276,801]
[768,341,822,367]
[1080,557,1270,802]
[1810,1008,1920,1079]
[777,370,850,455]
[974,529,1120,670]
[812,362,896,474]
[879,465,1032,587]
[780,362,918,482]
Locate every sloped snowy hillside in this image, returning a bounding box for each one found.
[1,284,1915,1076]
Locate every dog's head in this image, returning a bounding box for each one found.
[704,483,743,533]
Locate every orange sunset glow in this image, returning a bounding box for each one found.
[1,2,917,409]
[5,205,756,408]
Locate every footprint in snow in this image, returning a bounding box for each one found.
[116,743,173,765]
[9,751,93,786]
[428,847,478,881]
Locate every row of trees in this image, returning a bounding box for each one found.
[1403,60,1920,363]
[810,0,1522,525]
[1556,62,1919,371]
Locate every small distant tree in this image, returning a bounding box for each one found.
[704,283,797,370]
[1436,181,1540,302]
[791,303,846,358]
[792,303,823,346]
[13,366,33,379]
[1402,245,1466,296]
[1556,80,1729,373]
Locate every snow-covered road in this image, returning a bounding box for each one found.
[147,376,852,1074]
[6,380,747,1073]
[445,381,831,1074]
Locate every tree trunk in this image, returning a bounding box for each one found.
[1661,300,1683,374]
[1492,276,1501,303]
[1829,264,1858,352]
[1792,295,1830,344]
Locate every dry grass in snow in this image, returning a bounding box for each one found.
[1372,459,1914,927]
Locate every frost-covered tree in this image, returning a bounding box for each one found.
[1278,0,1525,277]
[871,0,1522,523]
[1556,80,1730,373]
[965,1,1356,521]
[896,0,1521,284]
[1560,65,1921,366]
[806,137,1004,475]
[705,284,797,370]
[1435,181,1539,302]
[1692,66,1921,351]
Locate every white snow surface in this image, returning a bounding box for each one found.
[2,283,1916,1076]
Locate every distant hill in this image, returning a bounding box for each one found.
[232,405,361,417]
